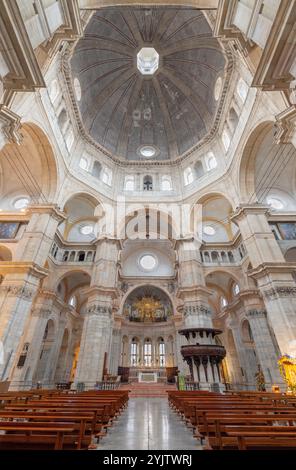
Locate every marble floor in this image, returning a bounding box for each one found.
[97,397,201,450]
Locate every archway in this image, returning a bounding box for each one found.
[239,122,296,206]
[54,329,70,383]
[33,319,55,383]
[0,123,58,208]
[120,285,176,379]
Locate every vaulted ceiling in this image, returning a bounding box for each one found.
[70,7,226,161]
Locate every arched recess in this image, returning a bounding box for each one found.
[0,123,58,208]
[192,193,238,243]
[55,270,91,308]
[54,329,70,383]
[205,270,241,313]
[118,207,179,241]
[59,193,104,242]
[120,284,174,322]
[33,319,55,382]
[239,121,296,206]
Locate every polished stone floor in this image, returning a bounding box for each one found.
[97,397,201,450]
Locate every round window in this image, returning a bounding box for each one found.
[140,146,156,158]
[14,197,30,210]
[203,225,216,236]
[267,197,284,210]
[139,254,157,271]
[80,225,94,235]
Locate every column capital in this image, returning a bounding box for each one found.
[262,285,296,301]
[27,204,66,222]
[177,285,212,300]
[231,204,270,224]
[248,262,296,280]
[31,308,52,319]
[246,309,267,320]
[0,262,48,279]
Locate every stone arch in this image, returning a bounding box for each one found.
[191,192,237,242]
[0,122,58,205]
[119,283,175,317]
[238,121,274,202]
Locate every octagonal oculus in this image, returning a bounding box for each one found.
[137,47,159,75]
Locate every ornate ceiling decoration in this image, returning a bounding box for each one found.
[69,7,227,162]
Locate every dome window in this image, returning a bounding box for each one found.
[184,167,194,186]
[137,48,159,75]
[267,197,284,210]
[203,225,216,236]
[14,197,30,210]
[80,225,94,235]
[140,145,156,158]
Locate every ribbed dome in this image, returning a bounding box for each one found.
[70,7,226,161]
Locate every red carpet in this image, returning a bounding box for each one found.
[119,381,177,397]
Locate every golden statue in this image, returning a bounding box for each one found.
[278,355,296,395]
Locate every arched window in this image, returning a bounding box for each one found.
[124,176,135,191]
[194,161,204,178]
[159,339,165,367]
[92,161,102,179]
[184,167,194,186]
[102,167,112,186]
[66,129,74,150]
[48,79,60,103]
[58,108,68,132]
[228,107,239,133]
[222,129,230,151]
[237,78,248,103]
[69,295,77,308]
[233,283,240,296]
[79,157,88,170]
[144,339,152,366]
[161,175,172,191]
[143,175,153,191]
[130,338,139,366]
[220,296,228,308]
[205,152,217,171]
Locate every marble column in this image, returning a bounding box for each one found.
[176,238,226,390]
[74,238,119,386]
[0,205,65,382]
[231,204,296,355]
[109,327,122,375]
[228,319,256,387]
[246,309,283,386]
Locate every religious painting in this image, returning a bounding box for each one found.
[0,222,20,239]
[277,223,296,240]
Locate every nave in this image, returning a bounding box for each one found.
[97,397,199,451]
